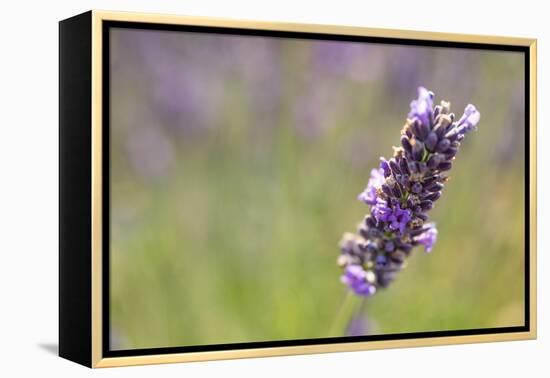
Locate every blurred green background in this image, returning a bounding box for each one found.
[109,28,525,350]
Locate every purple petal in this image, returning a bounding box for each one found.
[408,87,434,127]
[457,104,480,133]
[414,224,438,252]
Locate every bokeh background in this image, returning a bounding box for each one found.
[109,27,525,350]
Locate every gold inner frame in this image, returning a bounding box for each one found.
[90,9,537,368]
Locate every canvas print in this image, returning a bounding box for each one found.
[108,27,525,351]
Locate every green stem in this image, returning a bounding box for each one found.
[329,291,358,337]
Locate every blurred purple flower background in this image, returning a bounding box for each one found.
[109,27,526,348]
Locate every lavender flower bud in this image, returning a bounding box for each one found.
[426,153,442,169]
[438,161,452,171]
[416,213,429,221]
[436,138,451,152]
[445,147,458,160]
[411,182,423,194]
[411,139,425,161]
[339,233,365,256]
[341,265,377,297]
[381,184,392,197]
[401,135,412,154]
[417,162,428,173]
[423,191,441,202]
[420,200,433,211]
[425,132,438,152]
[422,175,438,186]
[379,157,391,177]
[390,251,406,264]
[399,158,410,175]
[391,183,403,198]
[408,86,434,128]
[432,123,447,138]
[365,216,376,228]
[389,159,401,174]
[425,182,444,192]
[414,224,438,252]
[384,241,395,252]
[457,104,481,132]
[418,122,430,141]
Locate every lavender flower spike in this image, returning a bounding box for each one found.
[338,87,480,295]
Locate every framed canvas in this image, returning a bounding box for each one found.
[59,10,537,368]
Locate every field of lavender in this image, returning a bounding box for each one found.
[109,28,526,350]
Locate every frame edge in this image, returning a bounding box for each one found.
[88,9,538,367]
[92,9,536,46]
[529,39,537,340]
[91,9,104,368]
[59,10,93,368]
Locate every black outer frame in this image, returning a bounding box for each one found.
[59,11,93,368]
[59,11,532,368]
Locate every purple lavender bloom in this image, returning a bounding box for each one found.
[456,104,481,133]
[379,157,391,177]
[358,168,385,205]
[408,87,434,127]
[371,198,391,222]
[373,200,411,234]
[372,200,408,233]
[338,87,480,296]
[414,224,438,252]
[340,265,377,297]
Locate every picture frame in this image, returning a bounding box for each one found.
[59,10,537,368]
